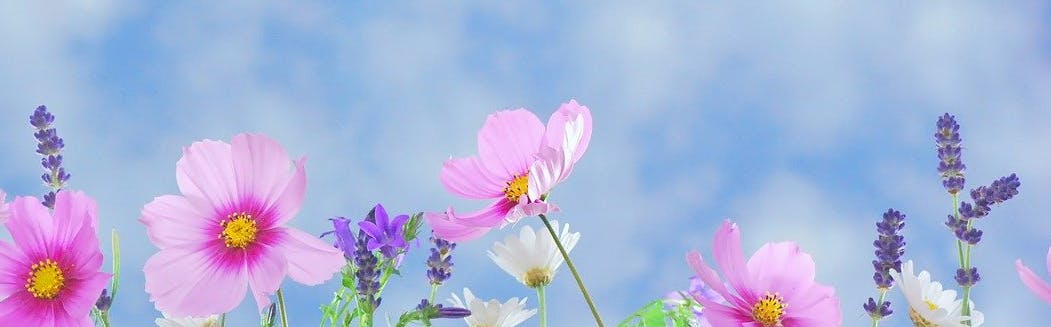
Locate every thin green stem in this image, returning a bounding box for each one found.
[952,194,973,326]
[99,311,111,327]
[428,284,438,304]
[277,289,290,327]
[870,289,887,327]
[221,313,226,327]
[537,286,547,327]
[538,214,604,326]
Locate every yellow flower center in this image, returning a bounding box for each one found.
[523,267,553,288]
[503,174,529,201]
[25,258,65,300]
[925,299,938,311]
[751,292,786,327]
[220,212,258,249]
[908,307,937,327]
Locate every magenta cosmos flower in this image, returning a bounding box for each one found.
[1016,246,1051,305]
[686,220,841,327]
[0,191,110,326]
[141,133,344,316]
[426,100,592,242]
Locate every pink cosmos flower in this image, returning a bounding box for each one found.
[426,100,592,241]
[141,133,344,316]
[1016,246,1051,305]
[0,189,8,224]
[0,190,111,326]
[685,220,842,327]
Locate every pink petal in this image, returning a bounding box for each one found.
[267,157,307,227]
[5,196,55,259]
[59,271,111,321]
[231,133,294,206]
[144,245,248,317]
[506,201,559,224]
[691,299,751,326]
[543,100,592,165]
[1016,259,1051,305]
[425,212,492,242]
[527,147,571,200]
[712,220,758,303]
[686,250,748,310]
[476,109,545,180]
[140,195,214,248]
[276,228,343,286]
[782,283,840,324]
[746,242,815,303]
[0,241,26,299]
[247,242,288,312]
[60,216,104,278]
[440,156,506,200]
[446,199,516,227]
[176,139,238,211]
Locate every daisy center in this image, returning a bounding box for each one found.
[220,212,258,249]
[503,174,529,201]
[908,308,937,327]
[523,267,553,288]
[25,258,65,300]
[751,292,786,327]
[924,299,938,311]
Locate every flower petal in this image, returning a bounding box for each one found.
[246,242,288,312]
[176,139,237,211]
[231,133,293,206]
[440,156,506,200]
[476,109,545,180]
[59,271,111,321]
[425,212,492,242]
[686,250,747,309]
[267,157,307,227]
[144,244,248,317]
[543,100,592,165]
[1016,259,1051,305]
[0,241,26,299]
[276,228,343,285]
[746,242,815,302]
[447,199,516,228]
[712,220,757,303]
[5,196,54,259]
[140,195,214,248]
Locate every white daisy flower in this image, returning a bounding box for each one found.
[448,288,537,327]
[487,220,580,288]
[155,313,220,327]
[889,260,984,327]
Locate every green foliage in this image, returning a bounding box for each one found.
[617,300,667,327]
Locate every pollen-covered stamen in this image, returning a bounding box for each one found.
[908,307,937,327]
[25,258,65,299]
[523,267,552,288]
[220,212,258,249]
[503,174,529,201]
[751,292,786,327]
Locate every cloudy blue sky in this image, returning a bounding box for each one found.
[1,1,1050,326]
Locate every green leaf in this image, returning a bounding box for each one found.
[616,300,667,327]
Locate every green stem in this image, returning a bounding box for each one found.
[870,289,887,327]
[428,284,438,304]
[277,289,290,327]
[537,286,547,327]
[538,214,604,326]
[99,311,111,327]
[221,313,226,327]
[952,194,973,326]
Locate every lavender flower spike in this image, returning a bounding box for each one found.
[416,299,471,319]
[29,105,70,209]
[426,233,456,286]
[865,208,906,321]
[354,231,381,310]
[935,113,965,195]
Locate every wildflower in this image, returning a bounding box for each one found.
[448,288,536,327]
[140,133,344,316]
[1015,246,1051,305]
[416,299,472,319]
[487,220,579,288]
[0,191,111,326]
[29,105,71,208]
[426,100,592,241]
[154,313,220,327]
[354,231,381,310]
[662,276,722,327]
[935,113,965,194]
[889,260,984,326]
[358,204,409,259]
[685,220,841,326]
[320,216,355,259]
[865,209,906,320]
[95,289,113,311]
[426,233,456,286]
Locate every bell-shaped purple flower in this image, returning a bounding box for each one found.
[358,204,409,259]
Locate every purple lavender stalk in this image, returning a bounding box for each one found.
[29,105,70,209]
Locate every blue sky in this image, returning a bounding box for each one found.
[1,1,1050,326]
